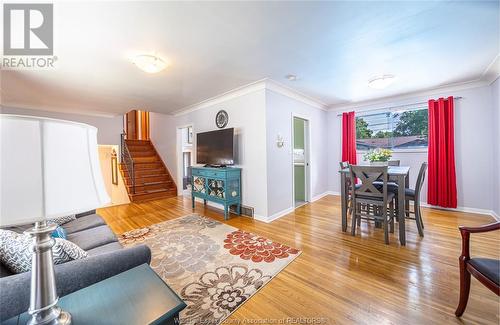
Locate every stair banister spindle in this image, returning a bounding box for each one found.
[121,132,136,194]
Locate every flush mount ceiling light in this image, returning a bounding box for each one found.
[368,75,396,89]
[286,74,298,81]
[132,54,168,73]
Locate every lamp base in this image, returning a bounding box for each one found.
[28,306,71,325]
[25,221,72,325]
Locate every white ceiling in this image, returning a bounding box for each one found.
[1,1,499,115]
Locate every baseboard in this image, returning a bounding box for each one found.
[311,191,340,202]
[420,202,498,218]
[492,210,500,221]
[255,207,295,223]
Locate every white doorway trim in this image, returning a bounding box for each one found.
[291,113,311,208]
[176,123,194,196]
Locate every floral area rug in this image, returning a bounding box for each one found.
[119,214,301,325]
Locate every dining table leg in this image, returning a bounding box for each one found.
[341,172,347,232]
[397,174,406,245]
[405,172,410,218]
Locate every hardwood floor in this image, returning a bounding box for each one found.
[98,195,500,324]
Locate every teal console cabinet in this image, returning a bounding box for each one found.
[191,166,242,220]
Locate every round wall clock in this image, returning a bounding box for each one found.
[215,110,229,128]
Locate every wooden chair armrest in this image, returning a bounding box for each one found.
[458,222,500,260]
[459,222,500,234]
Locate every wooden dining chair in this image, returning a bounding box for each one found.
[388,160,400,166]
[455,222,500,317]
[339,161,353,214]
[349,165,395,244]
[403,162,427,237]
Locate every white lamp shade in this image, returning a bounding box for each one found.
[0,115,110,226]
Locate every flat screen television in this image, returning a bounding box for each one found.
[196,128,234,166]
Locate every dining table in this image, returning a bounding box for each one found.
[339,166,410,245]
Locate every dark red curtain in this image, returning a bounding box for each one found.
[427,96,457,208]
[342,111,357,164]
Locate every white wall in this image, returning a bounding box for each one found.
[149,112,178,183]
[0,106,123,145]
[265,89,329,218]
[492,78,500,218]
[328,85,497,213]
[172,90,269,218]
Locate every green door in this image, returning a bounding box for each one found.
[293,117,306,204]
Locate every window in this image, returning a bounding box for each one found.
[356,106,428,150]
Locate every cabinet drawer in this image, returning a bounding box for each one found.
[195,169,225,178]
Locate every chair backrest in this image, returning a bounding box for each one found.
[349,165,388,201]
[340,161,351,183]
[415,162,428,201]
[388,160,400,166]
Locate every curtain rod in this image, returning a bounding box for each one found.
[336,96,463,117]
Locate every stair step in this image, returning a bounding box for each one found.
[126,144,154,152]
[123,174,172,185]
[129,188,177,202]
[125,140,151,146]
[127,181,175,192]
[126,180,173,187]
[119,164,165,173]
[130,151,157,158]
[133,156,161,163]
[122,168,166,177]
[133,162,164,170]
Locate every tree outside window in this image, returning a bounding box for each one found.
[355,108,428,150]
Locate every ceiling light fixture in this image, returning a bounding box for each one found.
[368,75,396,89]
[286,74,298,81]
[132,54,168,73]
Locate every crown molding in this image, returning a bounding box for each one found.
[327,78,491,112]
[0,102,120,118]
[264,79,328,110]
[481,53,500,84]
[172,78,328,116]
[172,79,267,116]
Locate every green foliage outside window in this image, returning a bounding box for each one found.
[393,110,428,137]
[355,108,428,149]
[356,118,372,139]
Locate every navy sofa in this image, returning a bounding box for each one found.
[0,210,151,321]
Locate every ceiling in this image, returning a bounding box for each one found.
[1,1,499,115]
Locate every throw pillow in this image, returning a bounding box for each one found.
[51,226,67,239]
[0,230,88,274]
[47,215,76,226]
[52,238,88,264]
[0,230,31,273]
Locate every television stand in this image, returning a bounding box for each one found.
[191,166,241,220]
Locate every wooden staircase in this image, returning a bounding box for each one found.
[119,139,177,202]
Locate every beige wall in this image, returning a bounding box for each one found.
[98,145,130,206]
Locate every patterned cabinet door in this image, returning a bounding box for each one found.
[208,179,225,199]
[227,179,240,199]
[192,176,206,194]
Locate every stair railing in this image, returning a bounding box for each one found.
[120,132,135,194]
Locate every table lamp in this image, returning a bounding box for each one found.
[0,115,110,324]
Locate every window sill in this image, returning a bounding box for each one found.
[357,149,428,154]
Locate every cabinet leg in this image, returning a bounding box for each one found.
[191,196,195,210]
[203,199,207,205]
[237,203,241,215]
[224,205,229,220]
